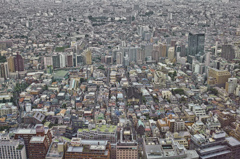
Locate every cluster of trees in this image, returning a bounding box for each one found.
[141,11,154,16]
[208,87,218,95]
[88,16,108,22]
[168,71,177,81]
[98,65,105,70]
[0,55,6,63]
[172,88,185,95]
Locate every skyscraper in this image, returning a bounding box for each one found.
[52,54,60,68]
[116,52,123,65]
[221,44,235,61]
[85,49,92,65]
[59,53,66,68]
[0,62,9,79]
[14,52,24,71]
[7,55,15,72]
[66,54,73,67]
[168,47,175,62]
[187,33,205,63]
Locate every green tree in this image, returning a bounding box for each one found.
[2,98,6,103]
[62,103,66,109]
[44,85,48,91]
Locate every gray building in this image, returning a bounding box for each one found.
[188,33,205,63]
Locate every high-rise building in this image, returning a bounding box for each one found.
[136,49,144,64]
[85,49,92,65]
[128,47,137,62]
[7,55,15,72]
[14,124,52,159]
[14,52,24,71]
[221,44,235,61]
[168,47,175,62]
[187,33,205,63]
[66,54,73,67]
[225,78,238,94]
[59,53,66,68]
[76,54,83,67]
[116,126,138,159]
[29,136,50,159]
[152,43,161,62]
[116,52,123,65]
[44,56,53,69]
[190,132,240,159]
[0,62,9,79]
[52,54,60,68]
[207,68,231,87]
[160,43,167,58]
[105,56,113,64]
[0,133,27,159]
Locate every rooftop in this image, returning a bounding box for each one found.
[30,136,45,143]
[78,125,116,133]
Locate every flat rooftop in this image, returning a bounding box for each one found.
[78,125,116,133]
[30,136,45,143]
[67,146,83,153]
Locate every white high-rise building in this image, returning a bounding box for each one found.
[226,78,238,94]
[205,52,210,66]
[59,53,66,68]
[116,52,123,65]
[0,134,27,159]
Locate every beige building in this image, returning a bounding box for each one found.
[7,56,15,72]
[208,68,231,87]
[153,71,166,88]
[168,47,175,62]
[85,49,92,65]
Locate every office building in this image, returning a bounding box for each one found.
[7,55,15,72]
[14,124,52,159]
[207,68,231,87]
[52,54,60,68]
[136,49,144,64]
[0,62,9,79]
[225,78,238,93]
[84,49,92,65]
[190,131,240,159]
[221,44,235,61]
[59,53,66,68]
[105,56,113,64]
[188,33,205,63]
[116,52,123,65]
[29,136,50,159]
[0,133,27,159]
[66,54,73,67]
[168,47,175,62]
[14,52,24,71]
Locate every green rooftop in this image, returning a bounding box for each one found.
[62,137,71,141]
[78,125,116,133]
[53,70,69,79]
[44,122,50,127]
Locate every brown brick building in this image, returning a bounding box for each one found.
[14,124,52,159]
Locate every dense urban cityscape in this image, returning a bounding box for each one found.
[0,0,240,158]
